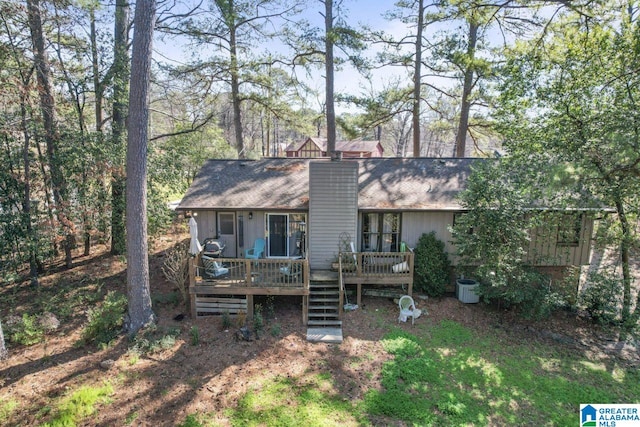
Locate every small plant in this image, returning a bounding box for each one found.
[8,314,45,346]
[270,323,281,337]
[161,243,190,306]
[190,326,200,346]
[221,310,232,330]
[413,232,451,297]
[129,325,180,354]
[78,291,127,347]
[236,310,246,327]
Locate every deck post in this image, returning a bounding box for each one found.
[246,294,254,321]
[189,255,199,318]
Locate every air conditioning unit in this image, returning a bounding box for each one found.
[456,279,480,304]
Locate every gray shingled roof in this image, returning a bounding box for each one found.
[177,157,483,211]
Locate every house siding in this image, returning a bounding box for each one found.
[399,211,594,267]
[526,214,593,266]
[400,211,456,254]
[309,161,359,269]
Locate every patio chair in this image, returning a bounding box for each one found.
[245,238,265,260]
[398,295,418,325]
[201,255,229,278]
[279,261,302,282]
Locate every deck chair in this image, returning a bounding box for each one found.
[279,262,302,282]
[245,238,265,260]
[398,295,419,325]
[201,255,229,278]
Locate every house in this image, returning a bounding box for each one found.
[177,157,597,326]
[284,137,384,158]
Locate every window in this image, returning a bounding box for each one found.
[557,213,582,247]
[453,212,474,235]
[362,213,400,252]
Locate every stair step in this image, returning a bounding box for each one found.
[308,312,339,318]
[310,282,339,288]
[310,297,340,303]
[310,290,340,296]
[308,305,338,311]
[308,319,342,326]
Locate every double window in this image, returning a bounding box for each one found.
[362,213,401,252]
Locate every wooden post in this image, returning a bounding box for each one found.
[189,254,198,318]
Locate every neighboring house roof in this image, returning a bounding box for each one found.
[284,137,383,155]
[178,157,479,211]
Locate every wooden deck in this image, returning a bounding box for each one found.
[189,256,310,321]
[339,251,414,307]
[189,251,414,323]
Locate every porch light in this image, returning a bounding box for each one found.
[249,212,253,219]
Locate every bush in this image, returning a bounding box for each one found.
[580,269,622,325]
[79,291,127,346]
[161,243,190,306]
[413,232,451,297]
[8,314,45,346]
[129,324,180,354]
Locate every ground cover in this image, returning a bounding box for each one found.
[1,227,638,426]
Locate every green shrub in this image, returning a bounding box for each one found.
[9,314,44,346]
[189,326,200,346]
[129,325,180,354]
[413,232,451,297]
[79,291,127,346]
[580,268,622,325]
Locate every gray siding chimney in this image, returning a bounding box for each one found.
[308,161,358,269]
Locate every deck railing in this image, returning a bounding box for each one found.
[191,256,309,290]
[340,251,414,278]
[189,255,310,320]
[338,251,414,307]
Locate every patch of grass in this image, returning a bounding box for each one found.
[190,326,200,346]
[364,320,640,426]
[227,374,363,426]
[0,398,19,423]
[42,382,113,426]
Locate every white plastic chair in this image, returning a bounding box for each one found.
[398,295,417,325]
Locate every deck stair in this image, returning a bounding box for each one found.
[306,275,343,343]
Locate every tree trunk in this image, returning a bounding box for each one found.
[20,89,39,287]
[455,20,479,158]
[229,17,245,158]
[325,0,336,157]
[615,198,633,327]
[0,320,7,360]
[27,0,74,268]
[125,0,156,334]
[111,0,130,255]
[412,0,424,157]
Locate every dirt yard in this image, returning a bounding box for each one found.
[1,227,638,426]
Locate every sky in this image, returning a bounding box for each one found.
[153,0,413,109]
